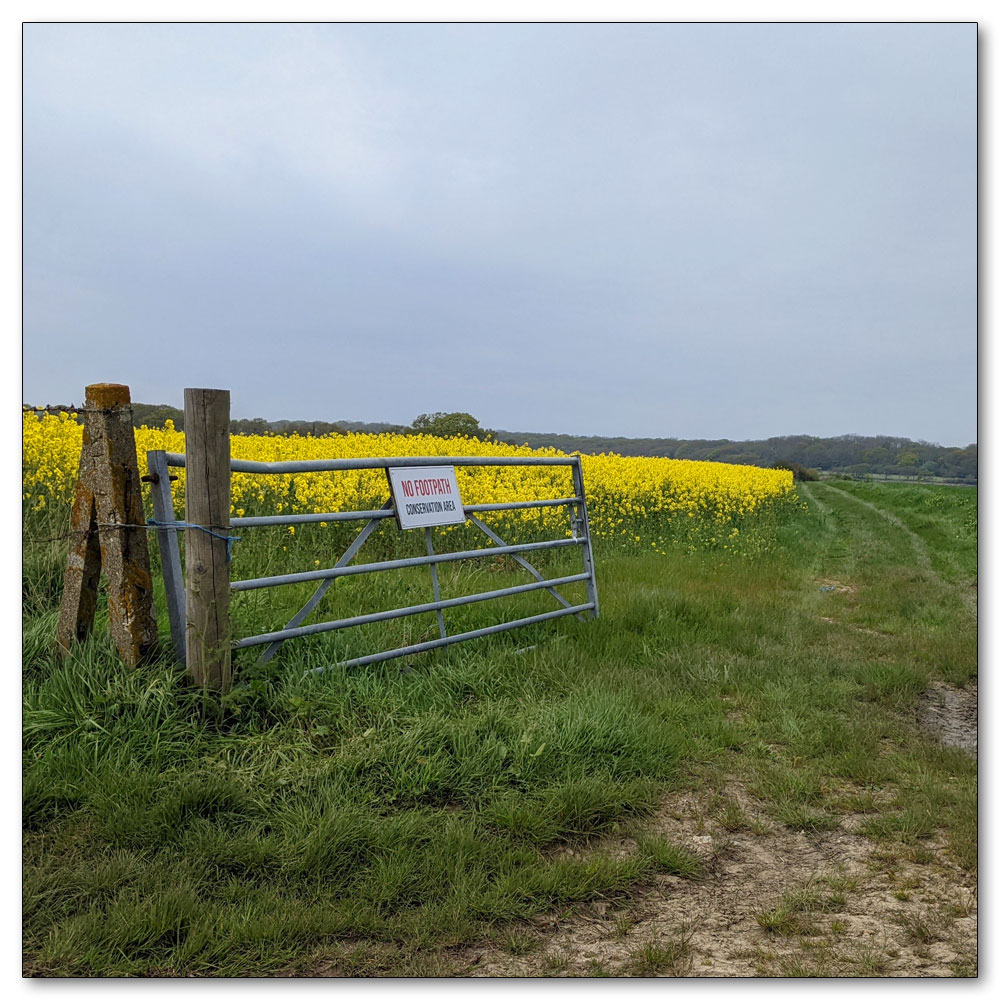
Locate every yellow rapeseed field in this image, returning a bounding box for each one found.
[23,413,795,552]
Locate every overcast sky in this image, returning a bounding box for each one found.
[22,22,976,445]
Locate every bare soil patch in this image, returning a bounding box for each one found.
[818,616,893,637]
[462,784,977,978]
[919,682,977,758]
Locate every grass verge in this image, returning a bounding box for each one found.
[23,482,976,975]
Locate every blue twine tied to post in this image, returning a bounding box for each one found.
[147,518,242,562]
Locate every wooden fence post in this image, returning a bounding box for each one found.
[184,388,232,691]
[56,383,158,665]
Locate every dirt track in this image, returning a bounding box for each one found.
[919,682,977,757]
[464,775,977,978]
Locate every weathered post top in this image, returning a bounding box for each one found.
[85,383,133,409]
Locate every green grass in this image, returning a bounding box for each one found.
[22,481,977,976]
[625,931,692,975]
[637,836,704,879]
[755,880,850,938]
[829,480,977,584]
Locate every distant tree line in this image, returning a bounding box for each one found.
[488,429,978,483]
[125,404,977,483]
[129,405,491,442]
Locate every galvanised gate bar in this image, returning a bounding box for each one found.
[147,449,599,675]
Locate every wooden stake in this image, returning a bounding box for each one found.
[55,481,101,649]
[184,388,232,691]
[56,383,158,664]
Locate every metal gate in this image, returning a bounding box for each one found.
[147,451,599,672]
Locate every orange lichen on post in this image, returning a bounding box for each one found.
[84,382,132,410]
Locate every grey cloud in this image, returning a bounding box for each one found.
[23,22,975,444]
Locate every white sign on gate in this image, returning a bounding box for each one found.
[387,466,466,530]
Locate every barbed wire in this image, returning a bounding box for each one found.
[24,519,241,559]
[22,404,99,414]
[24,523,165,545]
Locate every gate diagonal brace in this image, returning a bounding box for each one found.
[466,514,582,616]
[254,498,393,666]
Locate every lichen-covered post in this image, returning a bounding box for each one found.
[55,479,101,651]
[56,383,158,664]
[184,388,232,691]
